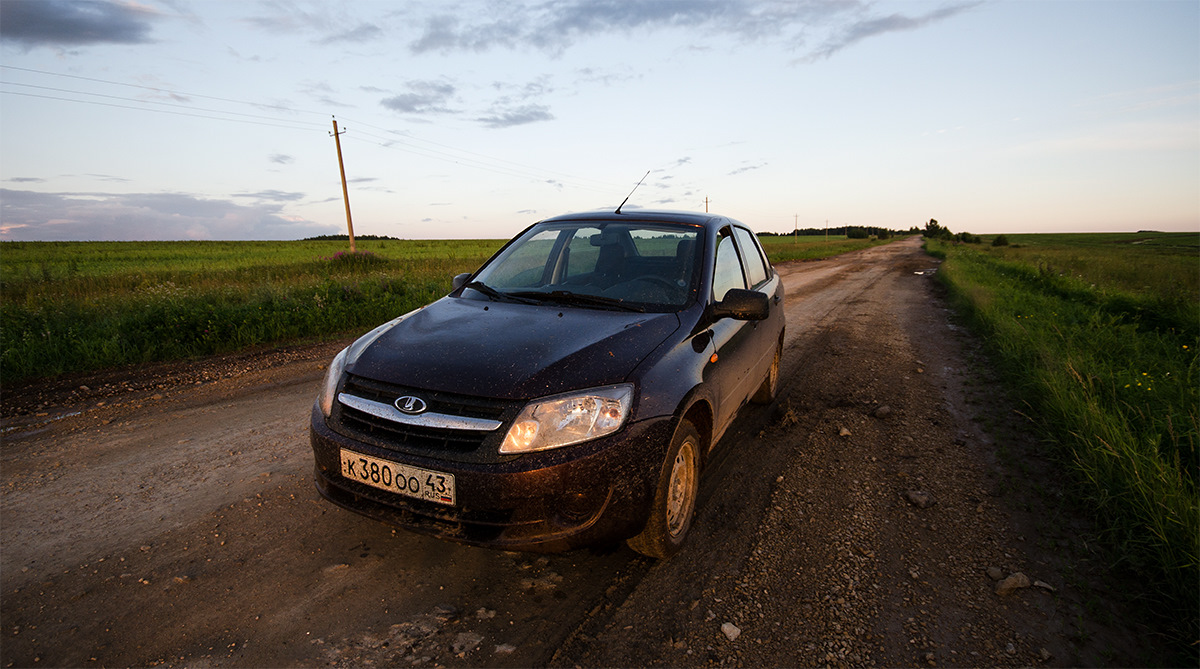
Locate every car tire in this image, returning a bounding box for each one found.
[751,340,781,405]
[627,419,701,559]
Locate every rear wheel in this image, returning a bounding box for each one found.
[627,419,701,559]
[751,340,781,404]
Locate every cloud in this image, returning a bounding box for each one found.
[319,23,384,44]
[6,177,45,184]
[233,190,306,202]
[81,173,131,183]
[407,1,977,62]
[476,104,554,128]
[539,0,746,37]
[728,162,767,176]
[411,0,765,55]
[299,80,351,108]
[409,13,521,53]
[380,80,458,114]
[0,0,159,48]
[269,154,294,165]
[574,66,639,87]
[473,76,557,127]
[241,3,326,34]
[492,76,555,99]
[806,3,982,61]
[0,189,337,241]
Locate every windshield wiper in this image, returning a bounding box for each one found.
[508,290,646,313]
[464,281,538,305]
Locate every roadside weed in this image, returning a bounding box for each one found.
[928,233,1198,654]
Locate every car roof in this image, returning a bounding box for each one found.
[538,209,740,231]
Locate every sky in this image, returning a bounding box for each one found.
[0,0,1197,241]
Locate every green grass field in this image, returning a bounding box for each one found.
[927,231,1198,652]
[1,239,505,382]
[0,234,896,383]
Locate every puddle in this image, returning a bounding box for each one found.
[1,411,83,435]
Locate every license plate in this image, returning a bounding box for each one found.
[339,449,456,506]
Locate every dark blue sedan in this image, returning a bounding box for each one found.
[310,209,785,558]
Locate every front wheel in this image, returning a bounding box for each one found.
[627,420,702,559]
[751,340,781,405]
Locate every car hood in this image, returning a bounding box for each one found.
[347,296,682,400]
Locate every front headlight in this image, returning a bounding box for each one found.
[317,347,348,418]
[500,384,633,454]
[316,307,424,418]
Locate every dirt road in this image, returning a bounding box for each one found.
[1,237,1157,667]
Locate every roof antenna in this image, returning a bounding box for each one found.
[615,170,650,214]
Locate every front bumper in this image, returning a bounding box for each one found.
[309,404,673,552]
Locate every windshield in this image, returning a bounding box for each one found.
[468,221,702,312]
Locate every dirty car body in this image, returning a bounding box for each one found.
[310,209,785,557]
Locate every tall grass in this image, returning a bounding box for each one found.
[928,234,1198,650]
[1,240,503,382]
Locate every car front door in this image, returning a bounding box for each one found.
[705,226,761,438]
[731,225,783,385]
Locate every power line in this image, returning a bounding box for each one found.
[1,81,329,131]
[0,90,323,133]
[340,128,614,194]
[2,81,610,190]
[0,65,627,195]
[0,64,327,117]
[339,115,622,191]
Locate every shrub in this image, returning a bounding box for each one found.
[321,250,390,270]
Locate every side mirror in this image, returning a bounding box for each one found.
[452,272,472,290]
[712,288,769,321]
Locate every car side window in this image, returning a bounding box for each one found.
[733,226,769,287]
[563,227,602,280]
[711,229,747,302]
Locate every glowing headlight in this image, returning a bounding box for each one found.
[500,384,633,454]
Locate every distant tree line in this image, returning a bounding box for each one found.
[303,234,402,241]
[760,226,906,239]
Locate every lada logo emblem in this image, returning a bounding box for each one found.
[394,396,428,415]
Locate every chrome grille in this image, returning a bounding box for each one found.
[332,374,519,459]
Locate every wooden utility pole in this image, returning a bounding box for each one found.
[330,117,356,252]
